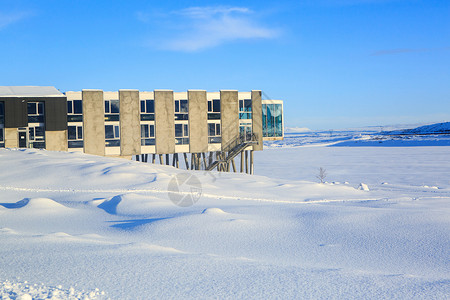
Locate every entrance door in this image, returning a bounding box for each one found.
[18,131,27,148]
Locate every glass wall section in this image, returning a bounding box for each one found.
[104,100,120,121]
[67,99,83,148]
[27,102,44,123]
[175,99,188,120]
[174,99,189,145]
[239,99,252,120]
[68,125,83,148]
[105,99,120,147]
[140,99,154,121]
[141,124,155,146]
[175,123,189,145]
[208,123,221,144]
[0,102,4,147]
[207,99,220,120]
[262,102,283,138]
[67,100,83,122]
[105,124,120,147]
[207,98,221,144]
[27,102,45,148]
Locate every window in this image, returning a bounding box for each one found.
[27,102,45,123]
[175,99,188,120]
[105,125,120,147]
[0,102,4,147]
[105,100,120,121]
[28,126,45,148]
[175,123,189,145]
[141,124,155,146]
[208,99,221,120]
[68,125,83,148]
[239,99,252,119]
[0,101,4,125]
[208,123,221,144]
[140,99,155,121]
[67,100,83,122]
[262,104,283,138]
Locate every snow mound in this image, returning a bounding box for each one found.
[97,194,168,216]
[1,198,74,214]
[358,183,370,191]
[0,279,107,300]
[116,242,184,254]
[202,208,228,215]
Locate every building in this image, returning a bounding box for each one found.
[0,86,283,173]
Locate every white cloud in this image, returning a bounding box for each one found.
[138,6,280,52]
[0,11,31,30]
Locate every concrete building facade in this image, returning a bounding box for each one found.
[0,86,283,173]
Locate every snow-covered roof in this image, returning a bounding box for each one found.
[0,86,64,97]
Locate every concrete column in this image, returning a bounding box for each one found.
[119,90,141,156]
[4,128,18,148]
[82,90,105,156]
[188,90,208,153]
[220,90,239,152]
[45,130,68,151]
[154,90,175,154]
[251,90,263,151]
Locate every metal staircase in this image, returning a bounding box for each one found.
[206,133,258,171]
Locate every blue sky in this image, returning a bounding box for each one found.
[1,0,449,129]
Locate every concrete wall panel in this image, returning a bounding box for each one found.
[188,90,208,153]
[4,128,18,148]
[119,90,141,156]
[220,90,239,152]
[45,130,68,151]
[154,90,175,154]
[251,90,263,151]
[82,90,105,156]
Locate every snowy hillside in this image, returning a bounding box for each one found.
[385,122,450,135]
[1,142,449,299]
[268,122,450,148]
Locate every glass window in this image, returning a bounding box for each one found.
[28,103,36,115]
[208,101,212,112]
[149,124,155,137]
[68,126,77,140]
[73,100,82,114]
[140,100,145,113]
[208,123,215,136]
[105,101,110,113]
[105,125,114,139]
[175,124,183,137]
[77,126,83,139]
[35,126,44,137]
[180,100,188,113]
[38,103,44,114]
[174,101,180,113]
[141,124,149,138]
[67,101,73,114]
[146,100,154,113]
[213,99,220,112]
[29,127,35,140]
[216,123,220,135]
[114,125,120,138]
[0,128,3,142]
[244,99,252,112]
[110,100,119,113]
[184,124,188,137]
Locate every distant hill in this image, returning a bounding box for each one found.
[383,122,450,135]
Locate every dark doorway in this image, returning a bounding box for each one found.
[18,131,27,148]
